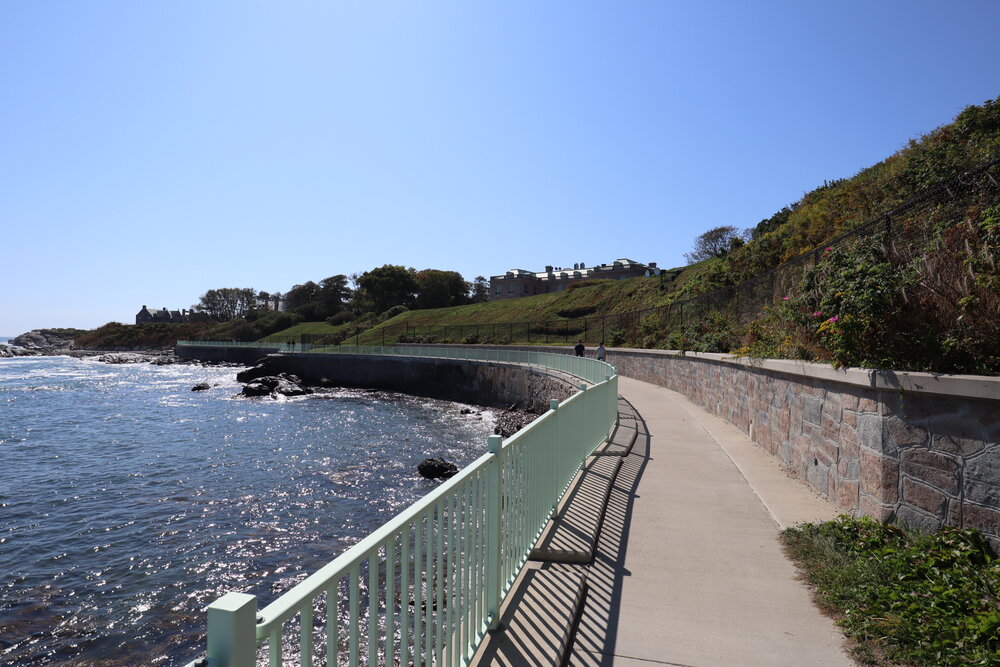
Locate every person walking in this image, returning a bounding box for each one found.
[596,342,606,361]
[574,340,585,357]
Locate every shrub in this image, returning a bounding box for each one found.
[326,311,355,326]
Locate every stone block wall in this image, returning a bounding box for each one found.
[604,349,1000,546]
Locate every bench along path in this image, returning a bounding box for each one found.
[473,376,854,666]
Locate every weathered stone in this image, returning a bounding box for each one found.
[929,416,987,456]
[962,503,1000,540]
[964,447,1000,507]
[841,391,860,412]
[858,414,887,453]
[858,396,879,413]
[777,439,793,465]
[895,505,942,534]
[842,410,858,428]
[192,382,211,391]
[900,449,960,495]
[860,450,899,503]
[838,458,860,480]
[837,478,860,510]
[896,394,965,423]
[858,493,895,522]
[839,426,860,460]
[821,412,840,442]
[885,416,929,450]
[901,477,950,518]
[813,438,839,467]
[805,459,830,497]
[801,395,823,426]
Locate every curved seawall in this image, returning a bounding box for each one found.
[177,346,577,413]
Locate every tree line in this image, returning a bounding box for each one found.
[189,266,491,337]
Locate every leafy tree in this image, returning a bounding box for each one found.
[415,269,469,309]
[356,265,419,313]
[684,226,748,264]
[470,276,490,303]
[318,275,352,315]
[194,288,258,321]
[284,281,320,312]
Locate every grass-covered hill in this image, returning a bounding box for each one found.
[264,97,1000,374]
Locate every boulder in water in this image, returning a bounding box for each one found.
[192,382,212,392]
[417,457,458,480]
[240,374,312,399]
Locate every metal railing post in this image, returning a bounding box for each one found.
[550,399,560,517]
[485,434,503,630]
[206,592,257,667]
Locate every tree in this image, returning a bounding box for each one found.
[284,281,320,312]
[415,269,469,309]
[194,288,258,321]
[470,276,490,303]
[356,265,419,313]
[318,275,352,315]
[684,226,749,264]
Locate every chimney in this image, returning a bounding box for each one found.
[649,262,657,268]
[545,265,553,273]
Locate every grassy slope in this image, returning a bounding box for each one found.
[267,98,1000,353]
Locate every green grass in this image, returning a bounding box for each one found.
[259,321,349,342]
[781,516,1000,666]
[263,272,688,346]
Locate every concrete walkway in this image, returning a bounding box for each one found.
[568,376,853,665]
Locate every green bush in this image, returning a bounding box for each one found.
[782,517,1000,666]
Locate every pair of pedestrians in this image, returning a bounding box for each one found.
[574,341,607,361]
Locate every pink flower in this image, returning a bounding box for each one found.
[827,316,839,323]
[782,297,790,301]
[824,247,832,253]
[813,311,823,317]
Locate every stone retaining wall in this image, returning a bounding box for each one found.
[604,349,1000,545]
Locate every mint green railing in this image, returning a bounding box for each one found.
[179,344,617,666]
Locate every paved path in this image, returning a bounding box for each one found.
[568,376,854,666]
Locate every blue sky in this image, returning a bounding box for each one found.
[2,1,998,335]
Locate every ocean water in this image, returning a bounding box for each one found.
[0,356,495,665]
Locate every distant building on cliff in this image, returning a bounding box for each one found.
[488,258,660,301]
[135,306,191,324]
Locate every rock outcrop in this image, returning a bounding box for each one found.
[493,406,539,438]
[240,374,313,399]
[0,344,39,358]
[11,329,80,355]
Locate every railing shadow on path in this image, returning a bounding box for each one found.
[568,397,651,665]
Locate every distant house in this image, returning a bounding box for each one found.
[135,306,191,324]
[488,258,660,301]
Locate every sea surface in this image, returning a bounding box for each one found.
[0,356,495,665]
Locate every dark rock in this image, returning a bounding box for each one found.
[10,329,79,355]
[240,373,313,399]
[236,355,289,383]
[493,407,539,438]
[95,352,149,364]
[192,383,211,392]
[0,344,39,358]
[460,408,475,415]
[418,457,459,480]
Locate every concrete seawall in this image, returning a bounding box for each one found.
[176,346,576,413]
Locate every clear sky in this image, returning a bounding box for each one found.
[2,1,998,335]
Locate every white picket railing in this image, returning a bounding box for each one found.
[178,344,617,666]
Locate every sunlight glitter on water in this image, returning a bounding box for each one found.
[0,357,495,666]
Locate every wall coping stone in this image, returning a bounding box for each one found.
[314,343,1000,402]
[601,349,1000,402]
